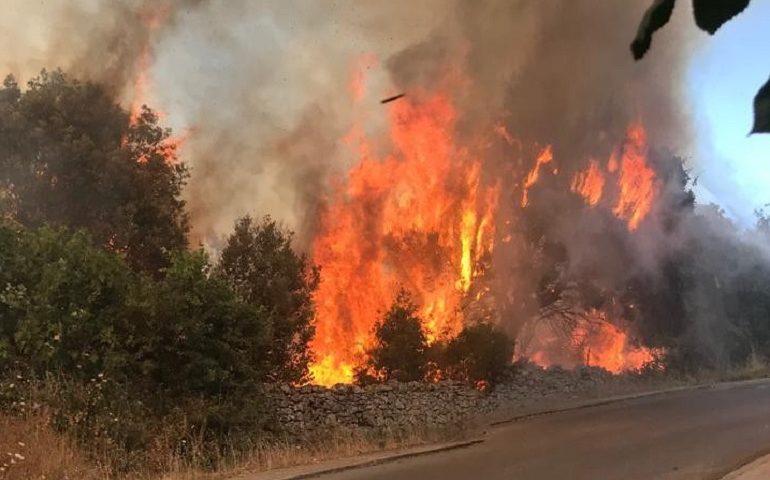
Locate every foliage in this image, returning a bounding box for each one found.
[631,0,769,134]
[357,290,428,383]
[0,70,189,274]
[216,215,319,384]
[0,222,273,471]
[440,323,514,386]
[137,249,271,401]
[0,224,135,380]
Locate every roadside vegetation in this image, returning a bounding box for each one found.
[3,70,770,478]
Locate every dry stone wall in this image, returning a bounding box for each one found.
[266,381,489,435]
[265,364,652,436]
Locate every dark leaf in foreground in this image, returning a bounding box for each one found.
[751,76,770,134]
[692,0,750,34]
[631,0,676,60]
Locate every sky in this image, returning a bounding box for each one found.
[687,0,770,225]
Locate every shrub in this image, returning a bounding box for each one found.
[0,223,274,472]
[356,290,428,383]
[441,323,513,386]
[134,249,271,401]
[0,224,135,380]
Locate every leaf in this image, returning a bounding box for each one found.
[750,76,770,134]
[692,0,750,34]
[631,0,677,60]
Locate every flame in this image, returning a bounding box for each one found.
[309,56,659,384]
[612,122,656,230]
[127,2,172,126]
[349,54,378,103]
[309,88,498,385]
[569,123,656,231]
[526,311,660,373]
[520,145,553,207]
[575,318,657,373]
[571,158,605,206]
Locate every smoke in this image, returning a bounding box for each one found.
[1,0,694,240]
[10,0,764,369]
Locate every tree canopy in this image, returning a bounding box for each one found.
[0,70,189,273]
[216,215,319,384]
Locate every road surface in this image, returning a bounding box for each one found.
[324,380,770,480]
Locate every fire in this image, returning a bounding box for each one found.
[613,122,656,230]
[526,311,660,374]
[571,159,605,206]
[569,122,657,231]
[308,56,660,385]
[520,145,553,207]
[349,54,378,103]
[127,3,170,126]
[309,89,498,385]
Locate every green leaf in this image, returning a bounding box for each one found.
[692,0,750,34]
[751,76,770,134]
[631,0,676,60]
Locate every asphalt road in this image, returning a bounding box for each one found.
[325,380,770,480]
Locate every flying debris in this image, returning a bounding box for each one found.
[380,93,406,104]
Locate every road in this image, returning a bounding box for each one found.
[324,380,770,480]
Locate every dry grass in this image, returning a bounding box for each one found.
[0,412,105,480]
[217,423,471,479]
[155,424,470,480]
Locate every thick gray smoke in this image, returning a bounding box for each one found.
[0,0,695,245]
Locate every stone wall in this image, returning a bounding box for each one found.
[266,381,490,435]
[266,364,653,436]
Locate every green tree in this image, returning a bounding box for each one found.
[0,70,189,274]
[137,250,271,399]
[216,215,318,384]
[358,290,428,383]
[442,323,513,386]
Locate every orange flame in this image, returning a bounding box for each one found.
[571,158,605,206]
[527,311,660,374]
[520,145,553,207]
[309,90,498,385]
[612,122,656,230]
[349,54,378,103]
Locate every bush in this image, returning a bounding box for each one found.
[0,223,135,380]
[216,215,319,384]
[356,291,428,383]
[134,249,271,402]
[0,222,274,472]
[440,323,513,387]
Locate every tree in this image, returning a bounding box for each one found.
[0,70,189,274]
[442,323,513,387]
[136,250,271,400]
[216,215,319,384]
[357,290,428,383]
